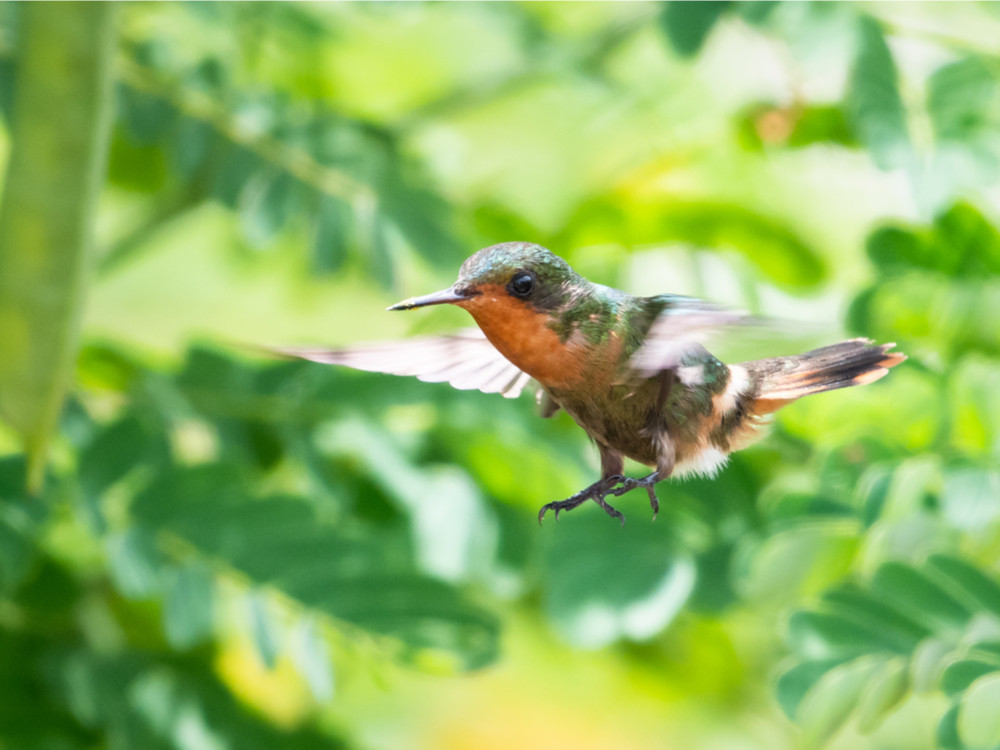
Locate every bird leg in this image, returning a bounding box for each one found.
[537,474,627,526]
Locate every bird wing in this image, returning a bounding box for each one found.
[273,328,534,399]
[628,296,752,377]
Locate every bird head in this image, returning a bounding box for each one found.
[388,242,581,314]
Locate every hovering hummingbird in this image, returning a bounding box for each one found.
[281,242,905,524]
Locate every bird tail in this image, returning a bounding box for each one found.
[746,339,906,415]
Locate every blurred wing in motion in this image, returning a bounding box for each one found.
[628,295,755,377]
[274,328,534,399]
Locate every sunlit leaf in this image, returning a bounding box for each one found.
[797,656,883,745]
[247,592,281,670]
[163,562,215,650]
[0,3,118,489]
[958,672,1000,748]
[108,527,165,600]
[775,658,844,720]
[292,616,335,702]
[846,16,910,170]
[540,511,695,649]
[735,521,858,605]
[855,657,908,733]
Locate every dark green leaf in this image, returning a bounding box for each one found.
[787,610,909,659]
[369,212,396,290]
[938,702,963,750]
[870,562,973,630]
[941,659,998,697]
[659,2,732,58]
[239,170,299,249]
[925,554,1000,619]
[119,88,177,146]
[312,195,352,274]
[821,584,931,646]
[108,527,165,600]
[78,415,149,505]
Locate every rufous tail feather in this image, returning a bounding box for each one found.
[748,339,906,415]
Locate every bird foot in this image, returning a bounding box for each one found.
[609,472,661,519]
[537,471,661,525]
[537,475,625,525]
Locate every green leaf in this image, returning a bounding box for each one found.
[369,213,396,291]
[0,458,48,591]
[938,702,963,750]
[292,617,335,702]
[925,554,1000,619]
[846,16,910,170]
[45,649,351,749]
[239,170,299,249]
[78,415,153,506]
[910,637,952,694]
[959,672,1000,748]
[120,88,177,147]
[797,656,883,745]
[0,3,118,489]
[312,195,352,274]
[540,511,695,649]
[870,562,973,631]
[247,592,281,670]
[171,115,213,179]
[821,584,931,646]
[775,659,845,720]
[213,144,261,207]
[659,2,732,58]
[163,562,215,649]
[928,57,1000,142]
[129,462,498,670]
[787,611,910,660]
[969,641,1000,665]
[654,201,826,289]
[735,521,858,605]
[941,659,999,697]
[855,657,909,734]
[107,527,165,600]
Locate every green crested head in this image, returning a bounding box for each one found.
[455,241,583,310]
[389,241,628,347]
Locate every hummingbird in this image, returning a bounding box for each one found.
[281,242,905,524]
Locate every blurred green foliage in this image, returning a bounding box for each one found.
[0,2,999,749]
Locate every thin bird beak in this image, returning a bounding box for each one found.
[387,286,473,311]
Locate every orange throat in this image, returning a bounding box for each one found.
[457,285,588,389]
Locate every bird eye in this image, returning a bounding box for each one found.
[509,272,534,297]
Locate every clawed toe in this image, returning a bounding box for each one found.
[537,472,661,524]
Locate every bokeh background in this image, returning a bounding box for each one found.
[1,2,1000,749]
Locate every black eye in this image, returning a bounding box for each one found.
[509,272,534,297]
